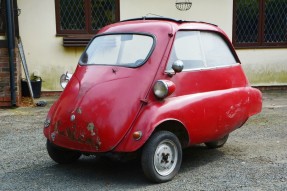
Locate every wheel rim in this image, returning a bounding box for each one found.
[153,139,178,176]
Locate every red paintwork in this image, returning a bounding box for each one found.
[44,18,262,153]
[157,80,176,97]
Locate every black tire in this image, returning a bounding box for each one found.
[141,131,182,183]
[204,134,229,149]
[46,140,81,164]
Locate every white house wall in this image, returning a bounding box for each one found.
[239,49,287,86]
[17,0,287,91]
[18,0,84,91]
[120,0,233,38]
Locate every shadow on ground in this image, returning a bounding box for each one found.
[1,145,224,189]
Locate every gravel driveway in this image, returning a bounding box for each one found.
[0,91,286,191]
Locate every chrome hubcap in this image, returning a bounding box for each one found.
[154,139,178,176]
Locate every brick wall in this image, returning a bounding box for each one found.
[0,48,21,107]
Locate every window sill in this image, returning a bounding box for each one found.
[233,43,287,49]
[235,46,287,50]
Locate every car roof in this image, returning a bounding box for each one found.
[121,17,218,27]
[100,17,225,37]
[97,17,239,63]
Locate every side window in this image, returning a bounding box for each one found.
[201,32,237,67]
[166,31,205,71]
[166,31,238,71]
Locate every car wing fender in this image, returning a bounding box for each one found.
[43,100,58,138]
[114,87,262,152]
[247,87,262,117]
[114,95,207,152]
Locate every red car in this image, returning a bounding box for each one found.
[44,17,262,183]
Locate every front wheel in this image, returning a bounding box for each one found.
[141,131,182,183]
[46,140,81,164]
[204,134,229,149]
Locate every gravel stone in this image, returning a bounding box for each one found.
[0,91,286,191]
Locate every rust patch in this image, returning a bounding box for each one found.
[87,123,96,136]
[58,122,102,150]
[51,132,56,141]
[54,121,59,133]
[95,137,102,150]
[76,108,82,114]
[87,123,101,150]
[66,127,76,140]
[51,121,60,142]
[55,120,102,150]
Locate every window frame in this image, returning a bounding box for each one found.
[232,0,287,49]
[166,30,240,73]
[55,0,120,36]
[79,32,156,68]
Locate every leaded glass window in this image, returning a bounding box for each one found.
[264,0,287,43]
[55,0,119,35]
[0,0,6,34]
[0,0,19,36]
[91,0,117,31]
[233,0,287,48]
[59,0,85,31]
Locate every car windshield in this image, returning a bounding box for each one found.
[79,34,154,67]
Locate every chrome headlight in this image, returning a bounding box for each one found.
[60,72,73,89]
[153,80,175,99]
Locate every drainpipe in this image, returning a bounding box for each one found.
[5,0,16,106]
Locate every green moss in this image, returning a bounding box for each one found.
[41,67,77,91]
[41,73,62,91]
[246,70,287,85]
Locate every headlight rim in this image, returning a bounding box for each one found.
[153,80,169,99]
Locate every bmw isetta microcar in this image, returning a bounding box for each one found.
[44,17,262,183]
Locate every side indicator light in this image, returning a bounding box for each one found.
[133,131,143,141]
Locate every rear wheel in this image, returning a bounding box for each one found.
[204,134,229,149]
[46,140,81,164]
[141,131,182,183]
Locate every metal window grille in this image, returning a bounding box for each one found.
[57,0,118,34]
[264,0,287,43]
[91,0,116,30]
[0,0,6,33]
[234,0,287,47]
[234,0,259,44]
[0,0,19,35]
[59,0,85,31]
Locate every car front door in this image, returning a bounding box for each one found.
[165,30,249,143]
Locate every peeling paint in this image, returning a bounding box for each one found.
[96,137,102,148]
[66,127,76,140]
[87,123,96,136]
[76,108,82,114]
[50,121,60,141]
[54,121,59,133]
[53,120,102,150]
[51,132,56,141]
[226,104,242,119]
